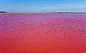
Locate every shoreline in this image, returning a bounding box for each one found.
[0,12,86,15]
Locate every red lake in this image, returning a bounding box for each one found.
[0,13,86,53]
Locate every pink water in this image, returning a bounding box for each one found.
[0,13,86,53]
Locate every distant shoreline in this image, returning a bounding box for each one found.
[0,12,86,15]
[1,11,86,13]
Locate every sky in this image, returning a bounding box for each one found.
[0,0,86,12]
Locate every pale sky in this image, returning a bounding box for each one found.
[0,0,86,12]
